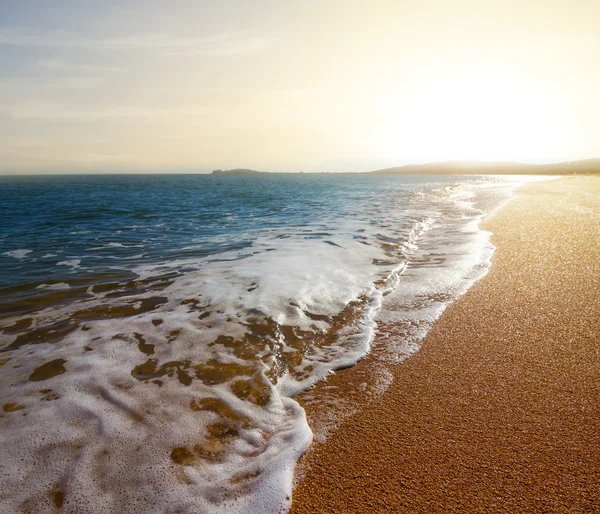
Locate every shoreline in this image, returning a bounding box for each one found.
[290,176,600,512]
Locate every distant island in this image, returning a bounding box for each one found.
[369,159,600,175]
[212,169,264,175]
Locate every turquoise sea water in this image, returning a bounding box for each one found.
[0,173,522,513]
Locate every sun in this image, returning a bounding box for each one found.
[368,66,575,165]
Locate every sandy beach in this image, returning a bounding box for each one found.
[291,176,600,513]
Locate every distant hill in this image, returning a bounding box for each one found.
[211,169,264,175]
[369,159,600,175]
[209,160,600,176]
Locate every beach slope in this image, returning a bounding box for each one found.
[291,176,600,513]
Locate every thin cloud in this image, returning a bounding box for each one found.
[0,28,269,56]
[0,75,102,92]
[157,35,269,56]
[38,59,123,73]
[1,102,210,122]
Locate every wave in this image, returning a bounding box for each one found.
[0,176,525,513]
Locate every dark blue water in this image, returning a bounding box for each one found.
[0,173,460,288]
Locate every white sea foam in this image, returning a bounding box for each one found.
[56,259,82,270]
[89,242,144,250]
[36,282,71,291]
[2,249,32,259]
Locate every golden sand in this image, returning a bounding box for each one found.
[291,176,600,513]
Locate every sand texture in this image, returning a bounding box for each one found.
[291,176,600,513]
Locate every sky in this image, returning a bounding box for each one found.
[0,0,599,173]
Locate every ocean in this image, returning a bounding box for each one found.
[0,173,524,513]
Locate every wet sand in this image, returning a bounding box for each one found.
[291,176,600,513]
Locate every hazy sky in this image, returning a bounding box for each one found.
[1,0,599,173]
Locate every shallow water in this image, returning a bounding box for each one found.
[0,173,523,513]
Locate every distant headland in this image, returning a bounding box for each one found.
[212,169,263,175]
[368,159,600,175]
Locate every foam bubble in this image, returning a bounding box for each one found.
[56,259,82,270]
[2,249,32,259]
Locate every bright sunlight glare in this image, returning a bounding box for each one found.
[369,66,575,165]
